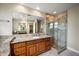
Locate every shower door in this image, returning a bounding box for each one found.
[54,15,67,53]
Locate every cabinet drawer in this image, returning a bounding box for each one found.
[14,42,25,49]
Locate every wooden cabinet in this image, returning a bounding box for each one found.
[10,37,53,56]
[10,42,26,56]
[26,44,37,56]
[37,41,45,53]
[14,47,26,56]
[45,38,51,51]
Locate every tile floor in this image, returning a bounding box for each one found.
[59,49,79,56]
[39,48,79,56]
[39,48,58,56]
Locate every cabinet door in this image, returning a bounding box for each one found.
[14,47,26,56]
[45,38,51,51]
[37,41,45,53]
[13,42,26,56]
[26,44,37,56]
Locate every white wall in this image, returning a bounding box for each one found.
[0,12,12,35]
[68,6,79,52]
[0,4,46,35]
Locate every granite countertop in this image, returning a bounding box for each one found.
[11,35,52,44]
[0,36,15,56]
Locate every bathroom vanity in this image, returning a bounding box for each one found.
[10,12,54,56]
[10,35,53,56]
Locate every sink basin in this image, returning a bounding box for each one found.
[33,36,39,39]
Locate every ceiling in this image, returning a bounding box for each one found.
[21,3,79,15]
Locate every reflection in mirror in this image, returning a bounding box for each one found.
[12,18,27,34]
[12,13,44,35]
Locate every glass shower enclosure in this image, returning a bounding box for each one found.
[54,14,67,53]
[46,13,67,53]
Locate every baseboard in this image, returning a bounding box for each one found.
[67,47,79,54]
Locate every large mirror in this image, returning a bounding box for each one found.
[12,12,44,34]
